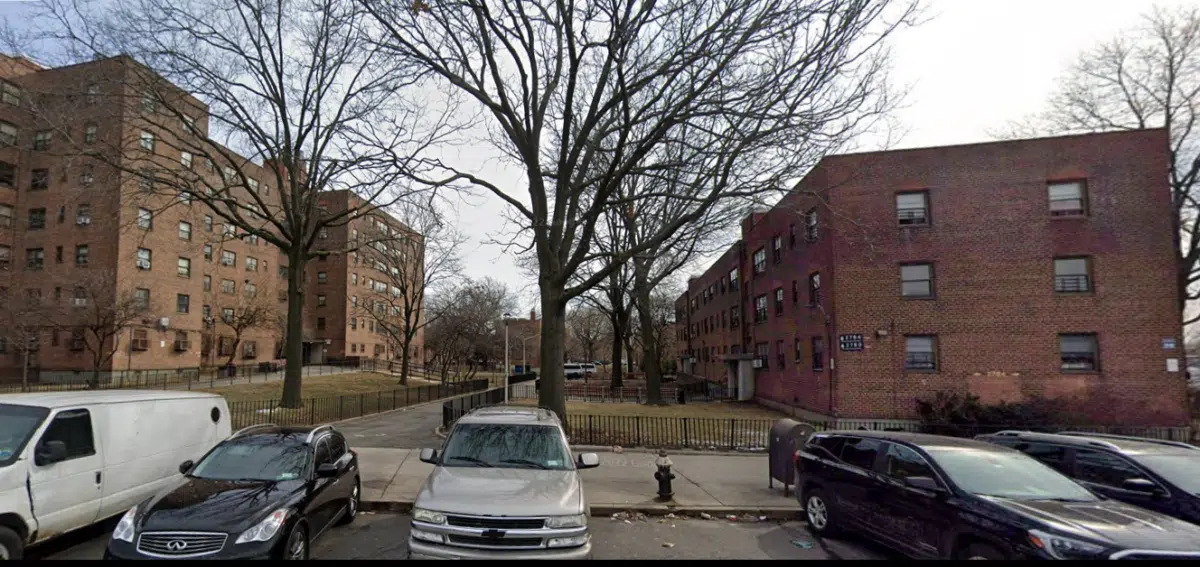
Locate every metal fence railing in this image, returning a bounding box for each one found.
[229,378,490,429]
[508,380,731,405]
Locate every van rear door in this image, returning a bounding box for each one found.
[28,408,103,542]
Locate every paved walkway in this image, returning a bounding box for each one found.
[339,403,445,449]
[356,447,800,515]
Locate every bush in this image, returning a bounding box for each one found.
[915,391,1084,438]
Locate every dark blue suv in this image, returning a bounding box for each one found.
[975,431,1200,526]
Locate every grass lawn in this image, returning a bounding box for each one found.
[513,399,787,420]
[200,371,442,403]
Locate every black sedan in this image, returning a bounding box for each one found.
[105,424,360,560]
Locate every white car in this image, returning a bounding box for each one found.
[564,364,585,380]
[580,363,596,376]
[0,390,231,559]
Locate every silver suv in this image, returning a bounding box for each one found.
[409,406,600,560]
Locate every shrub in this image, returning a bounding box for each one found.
[915,391,1084,438]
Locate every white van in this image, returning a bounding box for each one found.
[0,390,231,559]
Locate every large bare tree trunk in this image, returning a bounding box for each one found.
[398,339,412,386]
[280,253,307,408]
[633,269,665,405]
[538,289,568,421]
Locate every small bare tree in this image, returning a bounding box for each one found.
[356,200,464,385]
[424,278,517,380]
[566,306,606,363]
[364,0,913,419]
[997,5,1200,326]
[48,269,150,388]
[207,279,279,366]
[0,287,49,391]
[16,0,449,407]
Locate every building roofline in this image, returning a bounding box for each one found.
[819,127,1168,162]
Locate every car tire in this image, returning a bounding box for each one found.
[0,526,23,561]
[338,478,361,526]
[283,524,309,561]
[804,488,839,537]
[961,542,1007,560]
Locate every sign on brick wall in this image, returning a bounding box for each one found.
[839,334,864,352]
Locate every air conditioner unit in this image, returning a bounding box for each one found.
[751,358,765,369]
[72,298,88,307]
[76,217,91,225]
[158,317,170,329]
[174,340,190,352]
[136,259,151,270]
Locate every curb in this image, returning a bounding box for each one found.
[360,499,801,520]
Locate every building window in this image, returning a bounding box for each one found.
[220,250,235,267]
[174,330,189,352]
[811,337,825,371]
[753,248,767,275]
[140,91,157,113]
[0,161,12,187]
[245,256,258,272]
[80,164,94,186]
[1060,334,1099,371]
[204,215,213,232]
[137,208,152,230]
[0,81,18,105]
[0,204,11,228]
[82,123,97,144]
[900,263,934,298]
[776,340,785,369]
[75,245,89,266]
[0,244,9,269]
[789,224,797,248]
[176,294,190,314]
[242,341,257,359]
[730,306,740,328]
[805,209,818,241]
[178,221,192,241]
[25,248,44,270]
[180,151,193,169]
[904,335,937,371]
[132,328,149,351]
[317,317,326,330]
[138,130,155,152]
[136,248,152,270]
[75,204,90,225]
[134,288,150,311]
[221,279,235,295]
[350,317,357,330]
[772,236,782,263]
[729,268,739,291]
[774,287,784,315]
[896,191,929,225]
[808,272,820,306]
[203,275,211,292]
[318,228,328,239]
[30,169,48,191]
[794,338,803,362]
[33,130,51,151]
[55,245,63,263]
[754,294,768,323]
[177,257,191,278]
[85,83,99,104]
[791,280,799,304]
[137,168,154,192]
[243,283,257,298]
[1054,257,1092,293]
[317,272,327,284]
[755,342,769,367]
[223,223,235,237]
[28,208,45,229]
[221,308,234,323]
[183,114,197,134]
[1048,180,1087,217]
[203,244,213,261]
[0,121,14,146]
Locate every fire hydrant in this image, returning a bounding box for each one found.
[654,449,675,502]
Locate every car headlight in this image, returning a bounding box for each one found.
[412,508,446,525]
[235,508,289,544]
[548,534,590,548]
[111,506,138,543]
[1028,529,1109,559]
[545,514,587,529]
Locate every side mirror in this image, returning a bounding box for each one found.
[179,460,195,475]
[903,476,944,493]
[315,463,339,478]
[35,440,68,466]
[1121,478,1164,496]
[419,448,439,464]
[577,453,600,470]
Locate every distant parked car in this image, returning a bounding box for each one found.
[104,424,360,561]
[580,363,596,377]
[975,430,1200,526]
[563,364,585,380]
[796,430,1200,560]
[410,406,600,559]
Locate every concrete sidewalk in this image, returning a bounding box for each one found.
[356,447,801,518]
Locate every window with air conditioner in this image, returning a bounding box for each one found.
[174,331,189,352]
[0,204,12,228]
[221,279,235,295]
[33,130,51,151]
[75,245,89,266]
[221,250,235,266]
[1049,181,1087,217]
[904,335,937,371]
[177,257,191,278]
[136,248,152,270]
[132,328,149,351]
[84,123,97,144]
[896,191,930,225]
[1054,257,1092,293]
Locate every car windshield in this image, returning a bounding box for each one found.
[926,447,1098,502]
[1136,454,1200,494]
[189,438,311,482]
[0,404,49,468]
[440,423,572,470]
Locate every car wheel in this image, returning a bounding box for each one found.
[961,543,1007,560]
[338,479,361,525]
[284,524,309,561]
[804,489,839,536]
[0,526,23,561]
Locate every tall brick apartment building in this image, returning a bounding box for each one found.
[0,54,422,382]
[675,130,1189,427]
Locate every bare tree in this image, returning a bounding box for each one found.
[424,277,517,380]
[45,269,151,388]
[364,0,912,419]
[566,305,606,363]
[207,279,280,366]
[0,287,49,391]
[14,0,449,407]
[996,5,1200,325]
[628,282,682,379]
[356,200,464,385]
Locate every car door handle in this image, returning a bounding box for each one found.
[95,471,102,485]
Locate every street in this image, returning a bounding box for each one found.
[38,513,895,560]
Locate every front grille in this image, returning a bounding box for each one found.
[446,515,545,530]
[137,532,227,557]
[448,535,543,548]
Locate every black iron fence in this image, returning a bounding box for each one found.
[508,380,731,405]
[563,415,775,450]
[230,378,490,429]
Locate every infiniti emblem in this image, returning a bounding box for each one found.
[166,540,189,551]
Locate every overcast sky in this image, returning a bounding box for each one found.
[4,0,1189,315]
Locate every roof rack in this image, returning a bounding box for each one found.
[986,430,1124,451]
[306,424,334,443]
[1056,432,1200,451]
[231,423,277,439]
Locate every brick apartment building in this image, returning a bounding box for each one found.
[675,129,1189,427]
[0,54,422,382]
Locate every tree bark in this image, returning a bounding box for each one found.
[538,288,568,421]
[633,268,665,405]
[398,337,411,386]
[280,251,307,408]
[608,310,624,390]
[21,348,29,392]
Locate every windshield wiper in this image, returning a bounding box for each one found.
[446,456,492,467]
[499,459,549,469]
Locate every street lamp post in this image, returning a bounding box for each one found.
[502,313,513,404]
[519,332,541,373]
